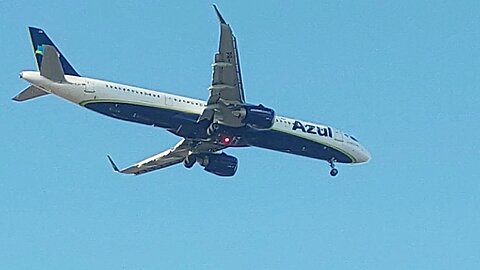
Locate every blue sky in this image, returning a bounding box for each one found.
[2,0,479,269]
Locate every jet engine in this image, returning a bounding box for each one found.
[241,104,275,130]
[200,152,238,177]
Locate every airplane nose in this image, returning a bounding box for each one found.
[352,144,371,164]
[19,71,23,79]
[358,147,371,163]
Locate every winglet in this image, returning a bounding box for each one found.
[107,155,120,172]
[213,4,226,24]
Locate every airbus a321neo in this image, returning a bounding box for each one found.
[15,6,370,177]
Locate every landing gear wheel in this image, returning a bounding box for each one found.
[183,156,196,169]
[328,158,338,177]
[207,123,220,136]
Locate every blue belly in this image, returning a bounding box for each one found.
[246,129,353,163]
[83,101,199,129]
[83,101,353,163]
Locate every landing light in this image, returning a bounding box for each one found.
[222,136,231,145]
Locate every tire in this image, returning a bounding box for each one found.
[207,123,219,136]
[184,156,196,168]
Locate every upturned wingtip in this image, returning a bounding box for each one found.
[212,4,226,24]
[107,155,120,172]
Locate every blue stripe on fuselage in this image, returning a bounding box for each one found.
[83,101,352,163]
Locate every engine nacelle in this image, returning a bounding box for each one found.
[242,104,275,130]
[202,153,238,177]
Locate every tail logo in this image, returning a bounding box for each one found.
[35,45,44,55]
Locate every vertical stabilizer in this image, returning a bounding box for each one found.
[28,27,80,76]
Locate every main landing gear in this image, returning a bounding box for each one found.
[207,123,220,136]
[184,155,196,169]
[329,158,338,177]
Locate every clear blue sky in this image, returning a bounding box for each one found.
[2,0,479,269]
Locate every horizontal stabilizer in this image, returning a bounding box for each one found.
[12,85,49,102]
[40,45,66,82]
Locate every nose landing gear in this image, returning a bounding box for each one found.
[329,158,338,177]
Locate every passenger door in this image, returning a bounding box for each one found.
[84,79,95,94]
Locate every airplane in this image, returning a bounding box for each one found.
[14,5,370,177]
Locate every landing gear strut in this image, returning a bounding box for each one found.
[329,158,338,177]
[207,123,220,136]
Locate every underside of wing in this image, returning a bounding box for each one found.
[198,5,248,128]
[107,139,227,176]
[104,6,249,178]
[209,5,245,105]
[108,139,191,175]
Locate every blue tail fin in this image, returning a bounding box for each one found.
[28,26,80,77]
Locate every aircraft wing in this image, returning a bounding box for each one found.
[208,5,245,106]
[199,5,246,126]
[107,139,226,175]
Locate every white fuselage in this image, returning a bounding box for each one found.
[20,71,371,164]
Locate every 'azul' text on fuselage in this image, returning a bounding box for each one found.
[292,121,333,138]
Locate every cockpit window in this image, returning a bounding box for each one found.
[344,133,360,142]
